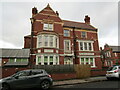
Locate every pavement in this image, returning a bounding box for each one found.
[53,76,107,86]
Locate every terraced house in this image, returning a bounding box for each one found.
[24,4,102,70]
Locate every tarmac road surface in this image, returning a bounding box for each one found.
[53,79,120,89]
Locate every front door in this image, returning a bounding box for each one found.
[64,57,73,65]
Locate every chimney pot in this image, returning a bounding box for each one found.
[32,7,38,16]
[56,11,59,16]
[84,15,90,24]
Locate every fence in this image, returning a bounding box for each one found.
[74,64,91,78]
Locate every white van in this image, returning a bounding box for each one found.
[106,65,120,80]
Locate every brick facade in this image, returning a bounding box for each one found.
[100,44,120,67]
[24,4,102,70]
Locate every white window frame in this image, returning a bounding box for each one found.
[115,53,117,57]
[64,30,70,37]
[64,40,71,52]
[81,31,87,38]
[43,23,53,31]
[49,36,54,47]
[36,55,59,65]
[44,35,48,46]
[37,34,59,48]
[64,57,73,65]
[80,57,95,67]
[78,40,94,51]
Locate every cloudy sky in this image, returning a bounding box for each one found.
[0,0,119,49]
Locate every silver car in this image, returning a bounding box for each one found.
[106,65,120,80]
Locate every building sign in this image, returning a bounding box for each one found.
[44,49,54,53]
[79,53,94,55]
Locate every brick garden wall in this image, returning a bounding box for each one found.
[1,65,108,80]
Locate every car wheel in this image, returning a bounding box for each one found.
[2,84,10,90]
[40,80,50,90]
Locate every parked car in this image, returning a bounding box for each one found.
[106,65,120,80]
[0,69,53,90]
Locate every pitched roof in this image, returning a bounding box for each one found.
[39,4,57,16]
[33,4,97,30]
[109,46,120,52]
[33,4,62,22]
[5,61,28,66]
[63,20,97,31]
[0,48,30,58]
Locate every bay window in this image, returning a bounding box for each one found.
[49,36,53,47]
[37,34,59,48]
[44,36,48,46]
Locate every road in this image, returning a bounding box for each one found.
[17,79,120,90]
[53,79,120,90]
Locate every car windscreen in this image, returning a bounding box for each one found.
[107,67,113,71]
[108,66,117,71]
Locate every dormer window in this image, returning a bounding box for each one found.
[43,23,53,31]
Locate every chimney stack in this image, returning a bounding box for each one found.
[32,7,38,16]
[84,15,90,24]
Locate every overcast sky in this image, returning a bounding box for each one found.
[0,0,119,49]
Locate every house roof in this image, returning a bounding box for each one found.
[109,46,120,52]
[33,4,62,22]
[4,61,28,66]
[63,20,97,31]
[0,48,30,58]
[32,4,97,31]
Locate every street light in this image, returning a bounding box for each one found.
[29,18,35,68]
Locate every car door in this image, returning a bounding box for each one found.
[10,71,30,89]
[25,70,43,87]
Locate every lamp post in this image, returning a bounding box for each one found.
[72,27,77,64]
[100,49,105,68]
[29,18,35,68]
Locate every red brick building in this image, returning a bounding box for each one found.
[24,4,102,70]
[100,44,120,67]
